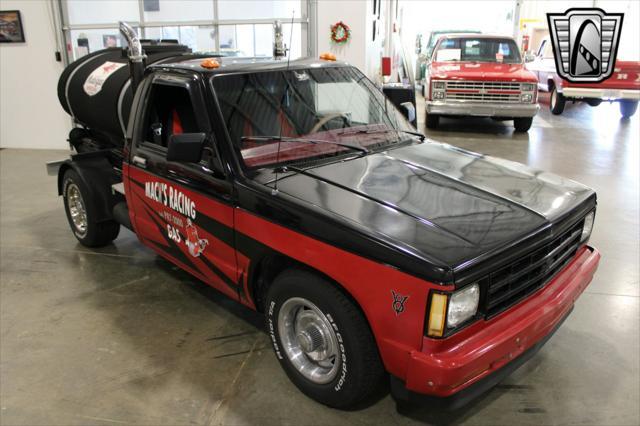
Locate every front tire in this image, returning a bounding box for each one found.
[620,100,638,118]
[62,169,120,247]
[265,269,383,409]
[550,85,566,115]
[514,117,533,132]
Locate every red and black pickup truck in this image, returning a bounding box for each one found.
[527,38,640,117]
[50,23,600,410]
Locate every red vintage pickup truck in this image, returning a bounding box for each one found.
[425,34,539,132]
[527,38,640,118]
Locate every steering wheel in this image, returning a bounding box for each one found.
[309,113,351,134]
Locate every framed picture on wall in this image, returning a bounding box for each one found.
[0,10,25,43]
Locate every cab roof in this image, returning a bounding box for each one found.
[149,55,349,75]
[438,33,516,41]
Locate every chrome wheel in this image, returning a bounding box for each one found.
[66,183,88,236]
[278,297,340,384]
[551,89,557,108]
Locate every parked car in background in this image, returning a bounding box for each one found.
[527,38,640,118]
[425,34,539,132]
[415,29,481,96]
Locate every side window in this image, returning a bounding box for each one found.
[141,83,199,150]
[538,40,548,58]
[543,40,554,59]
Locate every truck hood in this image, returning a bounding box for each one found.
[274,141,594,268]
[430,62,537,82]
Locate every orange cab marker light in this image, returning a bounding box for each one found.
[319,52,337,61]
[428,293,448,337]
[201,58,220,69]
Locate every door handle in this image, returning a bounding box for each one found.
[132,155,147,168]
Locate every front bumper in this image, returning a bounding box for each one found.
[391,245,600,409]
[426,101,539,117]
[561,87,640,101]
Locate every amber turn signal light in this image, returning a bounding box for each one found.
[319,52,337,61]
[201,58,220,69]
[427,293,448,337]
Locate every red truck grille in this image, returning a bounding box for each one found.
[482,218,585,318]
[445,80,523,103]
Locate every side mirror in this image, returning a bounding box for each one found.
[399,102,416,125]
[524,52,536,63]
[167,133,206,163]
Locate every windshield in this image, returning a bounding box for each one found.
[434,38,522,64]
[212,66,414,169]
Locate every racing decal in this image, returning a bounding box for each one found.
[391,290,409,316]
[185,219,208,257]
[127,170,240,300]
[83,61,126,96]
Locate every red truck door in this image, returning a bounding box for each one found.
[124,72,240,301]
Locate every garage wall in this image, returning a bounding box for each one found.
[0,0,70,149]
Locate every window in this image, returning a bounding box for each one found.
[70,28,129,58]
[66,0,139,25]
[217,0,301,20]
[212,66,414,170]
[62,0,308,61]
[434,38,522,64]
[141,84,199,150]
[142,0,214,22]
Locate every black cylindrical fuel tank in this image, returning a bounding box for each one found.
[57,43,191,143]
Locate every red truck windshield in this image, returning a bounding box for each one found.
[211,66,414,169]
[434,38,522,64]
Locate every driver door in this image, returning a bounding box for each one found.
[126,72,240,300]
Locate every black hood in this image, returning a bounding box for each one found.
[271,140,595,271]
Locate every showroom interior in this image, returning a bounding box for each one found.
[0,0,638,424]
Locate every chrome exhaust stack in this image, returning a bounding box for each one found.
[119,21,146,92]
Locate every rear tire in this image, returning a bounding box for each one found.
[265,269,384,409]
[62,169,120,247]
[550,86,566,115]
[620,100,638,118]
[514,117,533,132]
[425,112,439,129]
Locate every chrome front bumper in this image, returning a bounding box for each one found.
[426,101,539,118]
[561,87,640,101]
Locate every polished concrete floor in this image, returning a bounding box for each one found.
[1,94,638,425]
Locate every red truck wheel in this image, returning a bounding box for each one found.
[265,269,383,408]
[620,100,638,118]
[550,86,566,115]
[62,169,120,247]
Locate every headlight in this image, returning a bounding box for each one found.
[521,93,533,103]
[433,91,445,100]
[521,83,535,91]
[581,211,595,242]
[432,80,445,89]
[447,284,480,328]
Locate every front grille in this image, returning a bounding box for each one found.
[482,219,585,318]
[446,92,522,103]
[444,80,523,103]
[445,81,522,91]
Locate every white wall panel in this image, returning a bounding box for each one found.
[0,0,70,149]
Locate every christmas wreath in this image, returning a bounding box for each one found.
[330,21,351,44]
